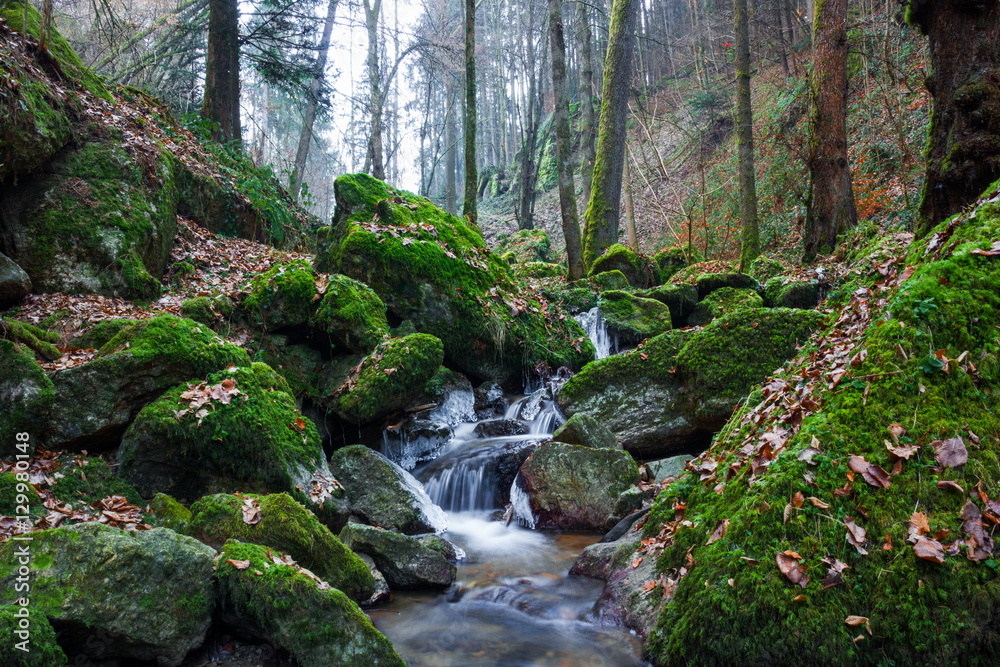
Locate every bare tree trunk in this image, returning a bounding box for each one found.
[576,0,597,207]
[549,0,584,279]
[290,0,340,201]
[463,0,478,223]
[39,0,52,50]
[623,144,637,249]
[804,0,856,261]
[445,80,457,215]
[734,0,760,272]
[364,0,385,180]
[581,0,638,268]
[202,0,241,144]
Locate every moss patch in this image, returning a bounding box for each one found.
[312,274,389,354]
[687,286,764,327]
[243,260,317,330]
[0,604,67,666]
[0,338,54,456]
[589,244,654,288]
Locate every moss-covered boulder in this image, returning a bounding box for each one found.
[188,492,373,601]
[329,445,447,535]
[0,604,67,666]
[515,261,565,279]
[47,314,249,449]
[0,471,42,519]
[590,244,654,288]
[67,318,137,349]
[547,284,599,313]
[314,174,592,386]
[148,493,192,532]
[338,522,457,589]
[180,294,234,327]
[591,269,632,291]
[551,413,620,449]
[652,246,700,285]
[747,254,788,284]
[331,333,444,424]
[243,260,317,330]
[599,290,673,346]
[313,274,389,354]
[686,286,764,327]
[216,541,404,667]
[763,277,822,309]
[637,284,699,325]
[49,455,143,507]
[693,272,759,299]
[557,331,702,459]
[0,253,30,308]
[0,339,54,457]
[118,363,334,517]
[494,228,551,263]
[677,308,825,429]
[2,318,60,360]
[640,183,1000,665]
[517,443,640,531]
[0,523,215,666]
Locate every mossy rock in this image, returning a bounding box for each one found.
[180,295,234,326]
[598,290,673,346]
[686,286,764,327]
[47,314,249,449]
[637,284,699,325]
[328,445,447,535]
[49,455,143,507]
[0,338,54,457]
[0,253,31,308]
[551,413,620,449]
[243,260,317,330]
[546,284,599,313]
[652,246,701,285]
[188,493,373,601]
[515,261,565,280]
[0,523,215,666]
[216,541,405,667]
[589,244,654,288]
[252,334,326,401]
[693,272,759,299]
[0,135,180,299]
[748,254,788,283]
[118,362,332,515]
[332,333,444,424]
[0,471,43,519]
[494,228,551,263]
[312,274,389,354]
[643,181,1000,664]
[148,493,192,533]
[0,604,67,666]
[3,319,60,360]
[517,442,640,531]
[763,277,822,309]
[338,522,457,589]
[315,174,592,386]
[67,318,137,349]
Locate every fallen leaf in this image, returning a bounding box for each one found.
[792,492,805,508]
[886,441,919,460]
[887,423,906,444]
[913,537,946,564]
[936,480,965,494]
[642,580,658,592]
[961,501,994,561]
[820,557,849,588]
[845,517,868,555]
[631,557,644,569]
[227,559,251,570]
[807,496,831,509]
[242,497,261,525]
[933,437,968,468]
[907,512,931,544]
[707,519,729,545]
[293,417,307,431]
[845,615,869,626]
[792,594,807,602]
[776,552,810,588]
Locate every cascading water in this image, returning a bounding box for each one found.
[575,306,618,359]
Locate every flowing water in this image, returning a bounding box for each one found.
[369,384,647,666]
[574,306,617,360]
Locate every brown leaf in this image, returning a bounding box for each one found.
[913,537,946,564]
[883,535,893,551]
[885,441,919,460]
[848,455,870,474]
[907,511,931,544]
[707,519,729,545]
[227,559,251,570]
[961,501,994,561]
[845,615,869,626]
[242,497,261,525]
[293,417,307,431]
[887,423,906,445]
[933,437,968,468]
[936,480,965,494]
[631,557,644,569]
[820,557,849,589]
[776,552,810,588]
[642,580,658,592]
[970,241,1000,256]
[792,492,805,508]
[807,496,830,509]
[845,517,868,555]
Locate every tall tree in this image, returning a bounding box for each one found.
[581,0,639,268]
[290,0,340,201]
[908,1,1000,234]
[734,0,759,271]
[804,0,856,261]
[445,80,458,215]
[363,0,385,180]
[575,1,597,205]
[548,0,583,279]
[202,0,241,144]
[463,0,478,222]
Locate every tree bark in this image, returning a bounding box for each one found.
[909,1,1000,234]
[290,0,340,201]
[463,0,478,223]
[582,0,639,268]
[364,0,385,180]
[575,0,597,207]
[734,0,759,272]
[804,0,856,261]
[445,80,457,215]
[549,0,584,279]
[202,0,241,144]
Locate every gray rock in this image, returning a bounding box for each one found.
[0,339,53,458]
[551,413,620,449]
[474,418,529,438]
[0,253,30,308]
[339,523,457,589]
[358,554,392,606]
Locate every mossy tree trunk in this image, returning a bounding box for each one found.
[734,0,759,272]
[445,79,457,215]
[463,0,478,223]
[804,0,857,262]
[364,0,385,181]
[582,0,638,269]
[909,0,1000,235]
[290,0,339,201]
[202,0,241,145]
[549,0,584,279]
[575,0,597,207]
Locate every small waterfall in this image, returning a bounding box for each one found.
[575,306,617,360]
[422,457,497,512]
[509,473,536,529]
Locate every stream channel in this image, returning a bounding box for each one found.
[366,308,647,666]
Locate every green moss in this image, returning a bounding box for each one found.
[494,229,551,263]
[0,604,68,666]
[0,472,42,518]
[99,314,247,369]
[652,246,699,285]
[216,541,404,666]
[50,456,143,507]
[748,255,788,284]
[598,290,673,344]
[591,270,632,291]
[3,319,60,360]
[514,261,565,279]
[589,244,654,288]
[68,318,137,349]
[687,286,765,327]
[637,284,700,325]
[179,297,215,325]
[312,274,389,353]
[244,260,317,330]
[546,285,599,313]
[763,277,822,309]
[334,333,444,424]
[189,493,373,601]
[148,493,192,533]
[0,338,54,455]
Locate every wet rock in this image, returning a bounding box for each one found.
[0,339,54,458]
[358,553,392,606]
[474,419,529,438]
[0,253,30,308]
[381,419,453,470]
[473,381,507,419]
[645,455,691,483]
[517,443,640,531]
[329,445,447,535]
[551,413,620,449]
[598,290,672,346]
[0,523,215,667]
[338,522,457,590]
[216,541,405,667]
